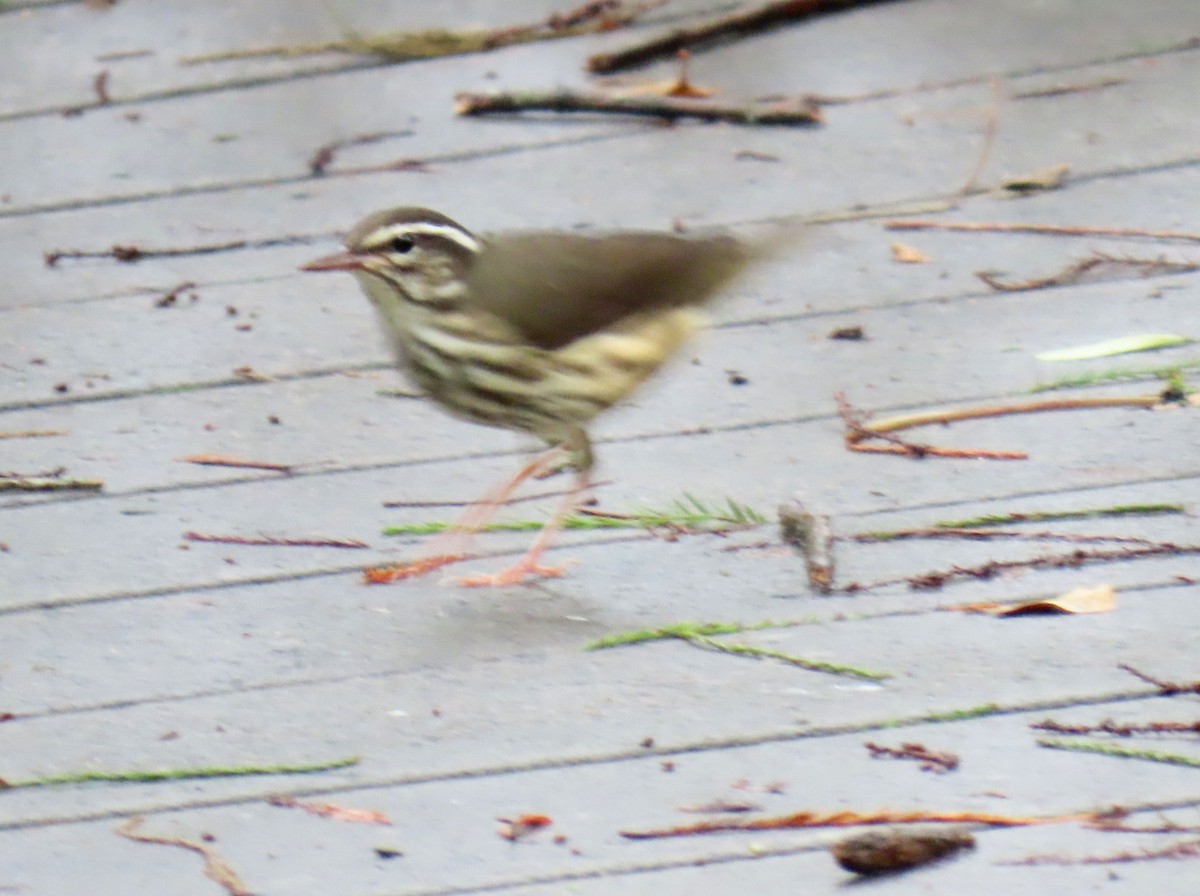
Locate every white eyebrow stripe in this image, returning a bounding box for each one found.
[365,222,482,254]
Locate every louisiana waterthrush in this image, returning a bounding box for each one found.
[303,207,767,586]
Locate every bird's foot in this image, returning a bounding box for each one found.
[362,554,467,584]
[454,557,575,588]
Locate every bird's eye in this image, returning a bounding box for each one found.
[390,235,415,254]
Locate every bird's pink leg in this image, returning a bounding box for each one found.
[455,468,589,588]
[364,447,566,583]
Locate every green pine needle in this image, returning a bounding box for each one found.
[586,618,889,681]
[587,620,791,649]
[383,495,767,538]
[688,635,890,681]
[3,756,359,790]
[933,503,1185,529]
[1038,739,1200,768]
[1029,359,1200,392]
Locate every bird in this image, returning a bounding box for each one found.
[302,207,769,586]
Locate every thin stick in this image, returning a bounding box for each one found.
[44,234,317,267]
[180,454,293,473]
[840,393,1165,460]
[850,528,1168,547]
[621,807,1088,839]
[885,220,1200,244]
[308,129,415,176]
[862,396,1163,435]
[846,542,1200,593]
[116,818,250,896]
[10,756,359,788]
[455,90,823,126]
[587,0,901,73]
[183,532,369,549]
[0,429,68,440]
[0,477,103,492]
[977,253,1200,292]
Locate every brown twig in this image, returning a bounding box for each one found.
[1088,817,1200,835]
[1031,718,1200,737]
[1012,76,1129,100]
[978,252,1200,292]
[268,795,391,825]
[183,532,369,549]
[115,817,250,896]
[865,741,960,773]
[999,837,1200,866]
[835,393,949,458]
[886,220,1200,244]
[838,392,1167,461]
[180,454,293,474]
[0,429,68,440]
[0,466,66,480]
[44,234,317,267]
[620,808,1088,839]
[319,158,434,178]
[844,542,1200,593]
[1118,664,1200,696]
[0,477,103,492]
[49,242,242,264]
[678,798,763,814]
[95,48,154,62]
[587,0,900,73]
[850,528,1167,547]
[455,90,823,126]
[153,281,199,308]
[307,130,415,176]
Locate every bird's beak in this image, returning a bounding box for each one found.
[300,250,366,273]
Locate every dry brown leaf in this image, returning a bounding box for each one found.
[890,241,931,264]
[232,365,272,382]
[497,813,553,841]
[961,584,1116,617]
[664,78,716,98]
[1000,162,1070,194]
[613,78,716,98]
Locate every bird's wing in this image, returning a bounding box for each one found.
[466,231,757,351]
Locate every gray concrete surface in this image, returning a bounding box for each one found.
[2,1,1199,893]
